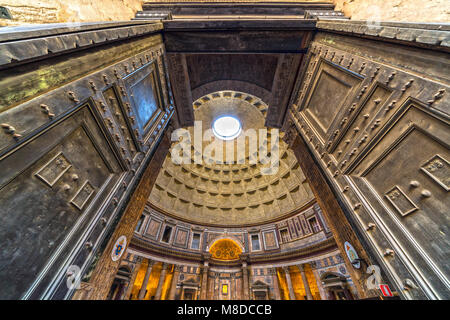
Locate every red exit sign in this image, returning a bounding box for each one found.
[379,284,393,297]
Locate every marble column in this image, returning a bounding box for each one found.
[168,265,181,300]
[123,256,142,300]
[283,266,296,300]
[138,260,154,300]
[242,262,250,300]
[269,267,281,300]
[231,274,236,300]
[213,275,219,300]
[110,282,120,300]
[114,281,126,300]
[327,290,336,300]
[343,287,354,300]
[155,263,168,300]
[311,265,327,300]
[298,264,313,300]
[200,262,209,300]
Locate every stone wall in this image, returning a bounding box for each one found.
[1,1,449,26]
[2,1,450,26]
[0,0,144,26]
[333,0,450,23]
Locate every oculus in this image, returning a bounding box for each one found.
[212,116,242,140]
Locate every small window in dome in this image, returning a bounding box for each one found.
[251,234,261,251]
[191,233,201,250]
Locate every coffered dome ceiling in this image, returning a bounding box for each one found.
[148,91,314,226]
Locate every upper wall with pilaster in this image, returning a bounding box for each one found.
[130,201,336,266]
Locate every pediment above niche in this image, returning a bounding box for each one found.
[209,239,242,261]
